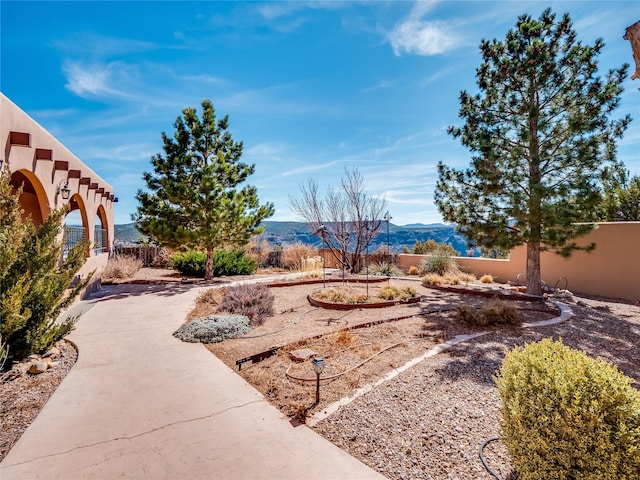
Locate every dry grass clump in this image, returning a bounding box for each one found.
[152,247,173,268]
[456,299,520,327]
[378,285,417,301]
[281,243,319,270]
[480,274,494,284]
[244,237,272,267]
[407,265,419,276]
[218,283,274,326]
[313,284,415,304]
[102,255,143,280]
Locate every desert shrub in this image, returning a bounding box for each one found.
[374,285,416,301]
[419,250,458,276]
[102,255,143,280]
[217,283,274,326]
[480,274,494,283]
[455,299,519,327]
[368,245,392,265]
[152,247,173,268]
[172,250,206,276]
[243,236,271,267]
[173,250,256,277]
[369,262,402,277]
[413,240,459,256]
[281,242,318,270]
[173,314,250,343]
[314,288,351,303]
[495,339,640,480]
[195,287,228,307]
[213,249,256,276]
[460,273,476,283]
[422,273,444,285]
[408,265,419,276]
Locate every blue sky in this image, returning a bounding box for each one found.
[2,1,639,226]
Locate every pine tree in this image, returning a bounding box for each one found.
[600,169,640,221]
[134,99,275,280]
[435,8,631,295]
[0,167,88,363]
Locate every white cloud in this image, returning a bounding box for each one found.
[63,61,134,100]
[386,1,463,56]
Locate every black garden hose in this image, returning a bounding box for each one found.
[479,436,503,480]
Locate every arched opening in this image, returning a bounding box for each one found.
[95,205,109,255]
[10,170,49,228]
[63,194,89,258]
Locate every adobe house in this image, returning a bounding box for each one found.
[1,93,116,296]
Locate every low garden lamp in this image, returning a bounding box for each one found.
[312,357,326,405]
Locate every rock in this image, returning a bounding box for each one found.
[29,361,48,374]
[289,348,317,362]
[44,346,61,359]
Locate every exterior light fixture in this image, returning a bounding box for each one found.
[312,357,326,405]
[57,179,71,200]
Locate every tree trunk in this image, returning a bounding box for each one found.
[526,242,542,296]
[205,247,214,281]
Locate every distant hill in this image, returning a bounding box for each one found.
[115,221,472,255]
[114,223,146,243]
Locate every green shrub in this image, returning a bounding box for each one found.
[218,283,274,325]
[419,250,458,276]
[172,250,207,277]
[368,262,403,277]
[213,249,256,276]
[172,249,257,277]
[495,339,640,480]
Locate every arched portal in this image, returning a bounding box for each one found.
[63,193,90,258]
[95,204,109,255]
[10,170,50,228]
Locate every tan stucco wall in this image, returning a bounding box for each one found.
[1,93,116,282]
[399,222,640,302]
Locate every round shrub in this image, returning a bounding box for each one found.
[173,314,250,343]
[172,250,207,277]
[495,338,640,480]
[419,250,457,276]
[217,283,274,326]
[172,249,257,277]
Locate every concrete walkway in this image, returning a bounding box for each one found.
[0,282,383,480]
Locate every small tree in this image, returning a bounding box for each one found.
[600,169,640,221]
[0,167,88,363]
[134,99,274,280]
[435,9,631,295]
[289,168,387,273]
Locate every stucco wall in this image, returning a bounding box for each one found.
[399,222,640,302]
[1,93,116,287]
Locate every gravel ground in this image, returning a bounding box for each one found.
[313,295,640,480]
[0,341,77,461]
[2,268,638,479]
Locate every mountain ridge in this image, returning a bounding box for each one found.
[115,221,471,255]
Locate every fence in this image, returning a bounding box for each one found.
[63,226,86,259]
[94,228,106,255]
[112,245,167,267]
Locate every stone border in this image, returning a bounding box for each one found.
[307,294,421,311]
[422,282,544,302]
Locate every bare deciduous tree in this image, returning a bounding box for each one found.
[289,168,387,273]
